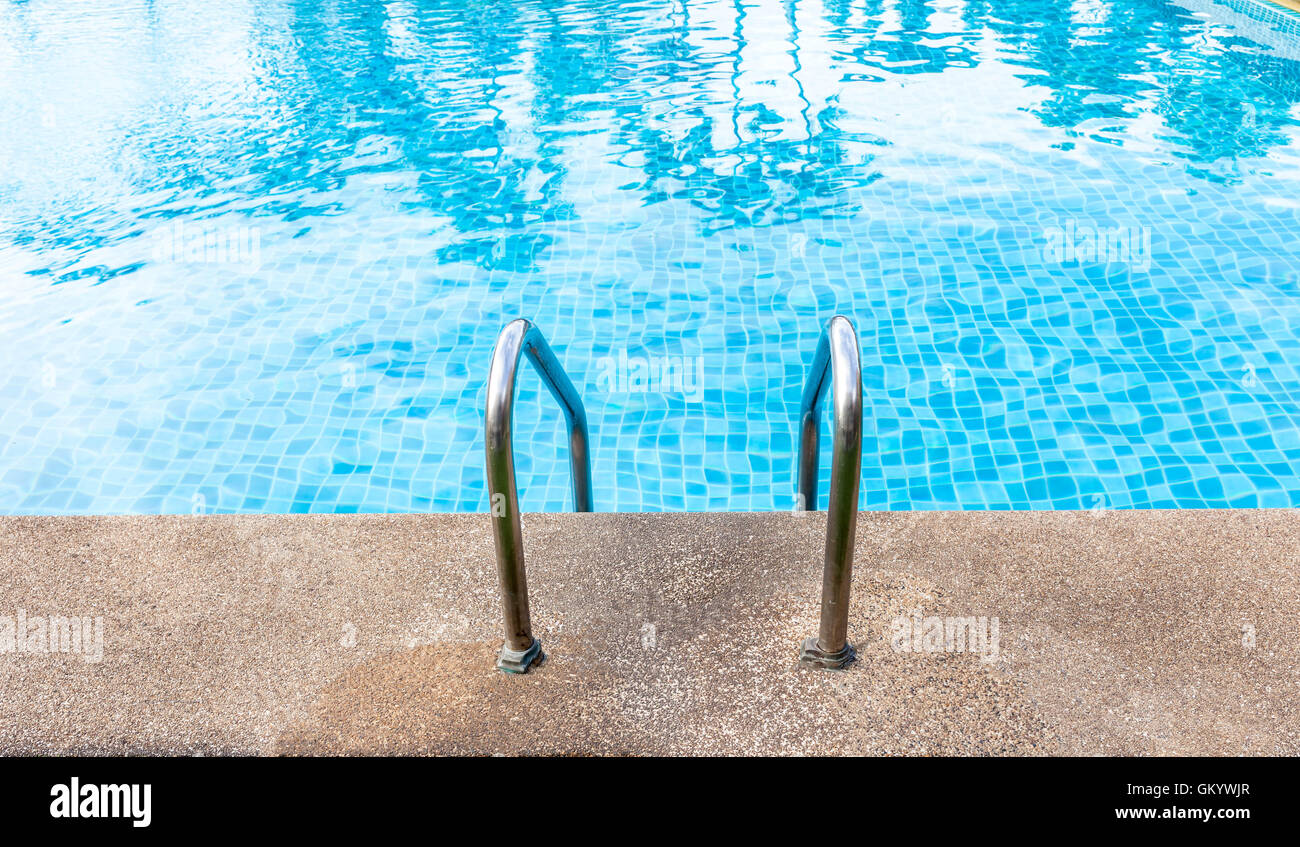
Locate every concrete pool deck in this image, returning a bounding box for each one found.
[1,510,1297,755]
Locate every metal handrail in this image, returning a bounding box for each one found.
[794,315,863,669]
[485,318,593,673]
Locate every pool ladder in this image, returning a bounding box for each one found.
[484,316,862,673]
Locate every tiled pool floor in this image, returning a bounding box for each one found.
[2,0,1300,513]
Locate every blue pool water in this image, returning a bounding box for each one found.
[2,0,1300,514]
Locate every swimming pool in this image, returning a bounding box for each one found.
[2,0,1300,514]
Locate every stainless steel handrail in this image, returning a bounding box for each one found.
[485,318,593,673]
[795,315,863,669]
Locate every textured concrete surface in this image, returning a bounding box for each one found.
[1,511,1298,755]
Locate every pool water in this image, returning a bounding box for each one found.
[2,0,1300,514]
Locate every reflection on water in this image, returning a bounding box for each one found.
[1,0,1299,512]
[4,0,1298,273]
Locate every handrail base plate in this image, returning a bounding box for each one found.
[798,636,855,670]
[496,637,544,674]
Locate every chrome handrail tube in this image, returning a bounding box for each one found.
[795,315,863,669]
[485,318,593,673]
